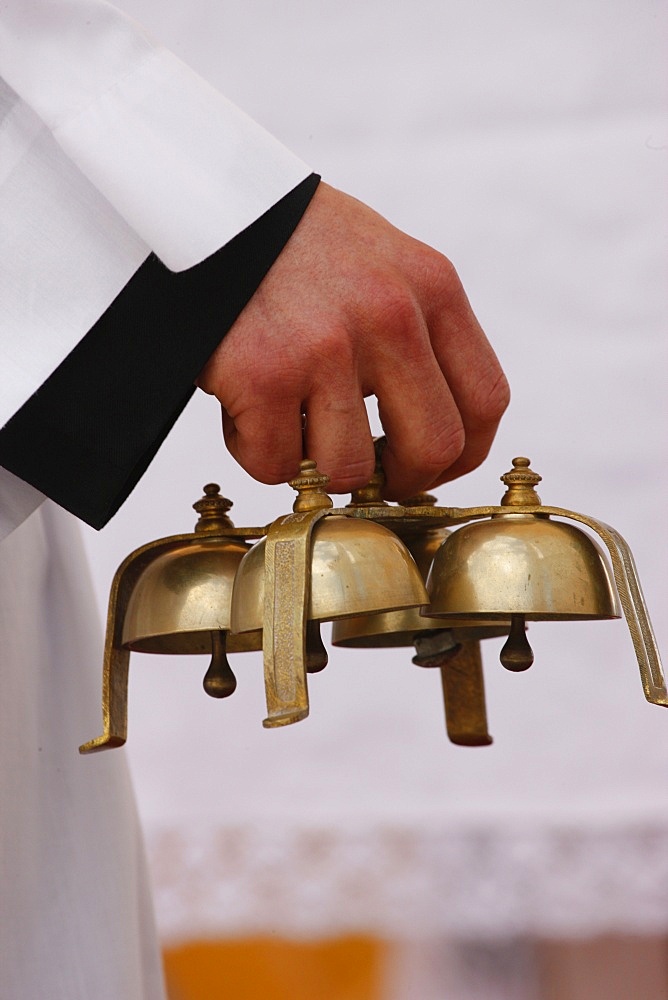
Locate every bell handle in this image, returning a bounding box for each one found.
[442,639,493,746]
[539,506,667,707]
[412,631,493,745]
[261,506,331,728]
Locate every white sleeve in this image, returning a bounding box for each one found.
[0,1,310,271]
[0,1,311,538]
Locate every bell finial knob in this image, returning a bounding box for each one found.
[193,483,235,533]
[400,490,439,508]
[349,436,389,507]
[289,460,334,513]
[500,457,542,506]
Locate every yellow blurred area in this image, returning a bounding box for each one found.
[163,936,383,1000]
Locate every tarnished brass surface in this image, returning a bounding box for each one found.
[427,456,619,620]
[334,485,509,648]
[440,640,493,747]
[122,539,260,653]
[259,504,329,728]
[81,455,666,754]
[80,485,262,753]
[426,514,621,620]
[412,631,493,746]
[231,516,428,633]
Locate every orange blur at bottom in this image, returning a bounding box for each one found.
[163,936,383,1000]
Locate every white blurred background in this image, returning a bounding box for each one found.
[81,1,667,996]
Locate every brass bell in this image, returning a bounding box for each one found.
[230,460,429,728]
[426,457,622,672]
[332,492,509,649]
[80,450,666,757]
[331,474,504,747]
[80,484,260,753]
[120,484,262,696]
[332,440,509,649]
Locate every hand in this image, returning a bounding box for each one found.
[197,182,509,500]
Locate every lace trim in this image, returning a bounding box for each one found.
[146,819,668,942]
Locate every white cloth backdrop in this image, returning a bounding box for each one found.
[80,0,668,944]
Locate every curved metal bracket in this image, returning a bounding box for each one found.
[79,550,138,753]
[79,534,203,754]
[261,507,331,728]
[538,506,667,707]
[435,502,667,708]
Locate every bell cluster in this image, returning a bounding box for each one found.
[79,457,666,754]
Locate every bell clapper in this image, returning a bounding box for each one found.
[203,630,238,698]
[500,615,534,672]
[306,620,328,673]
[82,453,663,755]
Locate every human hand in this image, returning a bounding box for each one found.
[197,182,509,500]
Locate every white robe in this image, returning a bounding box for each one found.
[0,504,165,999]
[0,2,309,995]
[0,0,309,536]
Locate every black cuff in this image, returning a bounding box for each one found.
[0,173,320,529]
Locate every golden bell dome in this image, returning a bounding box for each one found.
[332,493,509,649]
[426,459,620,622]
[426,458,621,672]
[121,484,261,698]
[121,538,260,653]
[427,514,621,621]
[231,514,429,634]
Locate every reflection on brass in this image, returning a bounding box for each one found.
[427,512,621,620]
[80,485,265,753]
[334,491,509,648]
[81,454,666,755]
[426,458,621,683]
[231,460,428,728]
[231,515,428,633]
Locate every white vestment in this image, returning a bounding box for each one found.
[0,504,166,999]
[0,2,309,996]
[0,0,309,536]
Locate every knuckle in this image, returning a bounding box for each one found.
[418,250,462,306]
[427,250,460,290]
[309,326,353,373]
[249,357,301,398]
[321,455,376,494]
[471,368,511,426]
[421,421,466,476]
[243,453,301,486]
[450,449,485,479]
[367,276,421,339]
